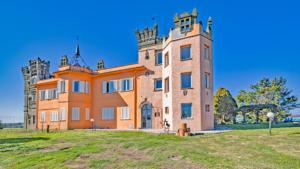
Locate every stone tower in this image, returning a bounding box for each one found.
[21,57,51,129]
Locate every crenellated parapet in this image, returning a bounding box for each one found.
[174,8,198,33]
[135,23,163,49]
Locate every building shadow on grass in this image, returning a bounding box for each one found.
[0,137,50,144]
[219,123,300,130]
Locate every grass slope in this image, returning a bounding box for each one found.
[0,123,299,168]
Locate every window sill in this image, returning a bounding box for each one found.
[155,64,162,66]
[50,121,58,122]
[182,87,193,90]
[102,119,114,121]
[204,58,210,61]
[121,119,131,120]
[205,88,211,90]
[181,118,194,120]
[165,91,169,94]
[119,90,132,93]
[59,92,67,94]
[164,65,169,68]
[181,58,193,61]
[60,120,66,122]
[154,89,162,92]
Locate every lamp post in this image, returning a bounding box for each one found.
[91,119,94,131]
[267,112,275,134]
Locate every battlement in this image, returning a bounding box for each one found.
[174,8,198,33]
[135,23,163,49]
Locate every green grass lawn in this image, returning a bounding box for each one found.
[0,123,300,169]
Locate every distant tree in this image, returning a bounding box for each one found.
[0,120,3,129]
[214,87,238,124]
[236,77,300,121]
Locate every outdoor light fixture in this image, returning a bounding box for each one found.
[267,112,275,134]
[91,119,94,131]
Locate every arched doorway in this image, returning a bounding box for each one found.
[141,104,152,129]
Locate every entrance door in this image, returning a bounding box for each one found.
[141,104,152,129]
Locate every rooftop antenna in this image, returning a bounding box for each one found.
[68,35,88,68]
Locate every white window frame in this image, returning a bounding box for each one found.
[121,106,130,119]
[86,108,89,120]
[204,73,210,88]
[103,81,117,93]
[72,107,80,121]
[102,107,114,120]
[60,107,66,121]
[73,80,80,93]
[51,111,58,121]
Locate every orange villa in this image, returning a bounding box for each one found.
[30,8,214,131]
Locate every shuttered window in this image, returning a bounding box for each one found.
[103,81,117,93]
[61,108,66,121]
[40,112,46,122]
[72,108,80,121]
[86,108,89,120]
[121,106,130,119]
[51,111,58,121]
[118,78,133,92]
[57,80,66,93]
[102,107,114,120]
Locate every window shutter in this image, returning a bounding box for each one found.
[207,75,209,88]
[127,107,130,119]
[45,90,48,99]
[102,108,106,120]
[61,108,65,121]
[103,81,107,93]
[57,81,61,93]
[121,107,125,119]
[72,108,79,120]
[110,107,114,120]
[86,82,90,94]
[49,89,52,99]
[129,78,133,90]
[86,108,89,120]
[62,81,65,92]
[113,80,118,92]
[39,91,42,100]
[72,81,75,92]
[119,80,122,91]
[79,81,85,93]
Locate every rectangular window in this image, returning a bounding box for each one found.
[123,79,129,91]
[33,94,36,101]
[51,111,58,121]
[181,46,191,60]
[154,79,162,90]
[102,107,114,120]
[86,82,90,94]
[186,25,189,31]
[40,90,46,100]
[182,104,192,119]
[61,108,66,121]
[204,73,210,88]
[58,80,66,93]
[205,105,210,112]
[73,81,79,92]
[155,112,160,117]
[121,106,130,119]
[165,107,169,114]
[53,89,58,99]
[204,46,208,59]
[72,108,80,121]
[86,108,89,120]
[33,116,35,123]
[156,52,162,65]
[165,53,169,67]
[165,77,169,93]
[181,73,192,89]
[40,112,46,122]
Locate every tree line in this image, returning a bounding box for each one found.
[214,77,300,124]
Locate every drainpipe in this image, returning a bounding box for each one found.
[134,70,137,129]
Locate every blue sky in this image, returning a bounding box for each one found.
[0,0,300,119]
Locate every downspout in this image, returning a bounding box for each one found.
[134,70,137,129]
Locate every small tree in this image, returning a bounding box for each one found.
[214,87,238,124]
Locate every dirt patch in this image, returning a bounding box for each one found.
[170,155,182,160]
[64,159,89,169]
[29,142,76,154]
